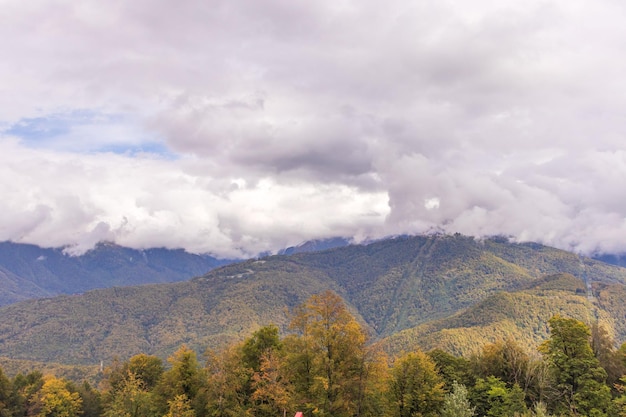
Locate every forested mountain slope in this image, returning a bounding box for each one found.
[0,234,625,366]
[0,241,231,305]
[380,273,624,356]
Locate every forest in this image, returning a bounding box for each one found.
[2,290,626,417]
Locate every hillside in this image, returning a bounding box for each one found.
[380,273,619,356]
[0,235,625,366]
[0,241,231,305]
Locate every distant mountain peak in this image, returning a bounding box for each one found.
[0,241,234,306]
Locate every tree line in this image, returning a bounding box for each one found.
[1,290,626,417]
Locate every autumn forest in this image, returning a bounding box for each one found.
[1,290,625,417]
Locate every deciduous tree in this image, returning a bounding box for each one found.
[30,376,82,417]
[285,290,387,417]
[539,315,612,416]
[440,381,474,417]
[388,350,445,417]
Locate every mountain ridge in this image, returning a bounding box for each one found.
[1,234,625,366]
[0,241,233,305]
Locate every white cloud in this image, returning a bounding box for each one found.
[1,0,626,256]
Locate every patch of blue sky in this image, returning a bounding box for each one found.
[96,142,177,159]
[3,109,176,159]
[5,113,73,141]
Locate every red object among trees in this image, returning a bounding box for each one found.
[294,413,303,417]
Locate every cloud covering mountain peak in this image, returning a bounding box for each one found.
[1,0,626,257]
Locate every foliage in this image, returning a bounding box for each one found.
[30,376,82,417]
[539,315,613,416]
[103,371,154,417]
[286,290,387,417]
[428,349,474,388]
[470,376,527,417]
[154,346,206,416]
[381,278,615,358]
[388,350,445,417]
[249,350,292,417]
[0,303,624,417]
[441,381,475,417]
[0,241,230,306]
[1,235,626,366]
[164,394,196,417]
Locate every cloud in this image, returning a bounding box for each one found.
[1,0,626,256]
[0,139,386,257]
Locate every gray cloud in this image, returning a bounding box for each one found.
[1,0,626,256]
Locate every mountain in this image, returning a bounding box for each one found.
[0,241,232,305]
[593,253,626,268]
[278,237,351,255]
[380,273,613,356]
[0,234,625,366]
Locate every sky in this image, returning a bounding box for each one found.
[1,0,626,258]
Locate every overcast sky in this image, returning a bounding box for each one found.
[1,0,625,258]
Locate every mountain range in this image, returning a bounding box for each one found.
[0,234,625,369]
[0,241,231,306]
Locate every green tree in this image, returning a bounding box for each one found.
[473,339,531,389]
[614,376,626,417]
[470,376,527,417]
[539,315,612,416]
[69,381,102,417]
[12,371,44,417]
[0,367,13,417]
[105,354,164,401]
[103,371,154,417]
[241,325,282,373]
[388,350,445,417]
[155,346,206,417]
[127,354,165,391]
[428,349,474,389]
[440,381,474,417]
